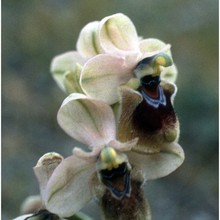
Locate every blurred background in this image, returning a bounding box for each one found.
[2,0,218,219]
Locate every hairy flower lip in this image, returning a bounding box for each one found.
[118,80,179,154]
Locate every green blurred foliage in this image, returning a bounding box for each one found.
[2,0,218,219]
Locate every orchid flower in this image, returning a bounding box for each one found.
[16,151,93,220]
[50,13,177,105]
[33,94,184,218]
[117,53,180,154]
[12,154,66,220]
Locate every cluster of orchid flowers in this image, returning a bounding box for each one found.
[15,13,184,220]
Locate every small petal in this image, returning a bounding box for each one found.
[45,155,96,217]
[73,146,101,162]
[108,138,139,152]
[50,51,85,92]
[57,93,116,147]
[33,152,63,204]
[127,142,185,180]
[73,137,138,162]
[80,54,133,104]
[99,13,139,55]
[77,21,103,58]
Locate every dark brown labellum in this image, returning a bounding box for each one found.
[133,85,176,133]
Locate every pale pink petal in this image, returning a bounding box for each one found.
[99,13,139,56]
[76,21,103,59]
[80,54,133,104]
[73,138,138,162]
[45,155,96,217]
[73,146,102,162]
[108,138,139,152]
[127,142,185,180]
[123,50,142,69]
[50,51,85,92]
[57,93,116,147]
[33,152,64,204]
